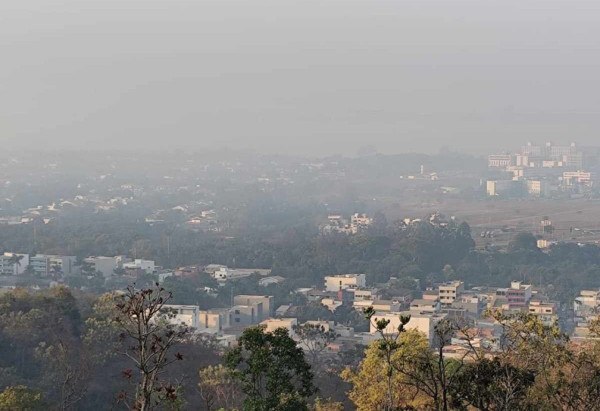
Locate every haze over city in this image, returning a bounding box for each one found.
[5,1,600,410]
[2,0,600,155]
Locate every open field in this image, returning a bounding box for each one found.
[383,198,600,247]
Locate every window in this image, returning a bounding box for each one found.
[235,318,240,323]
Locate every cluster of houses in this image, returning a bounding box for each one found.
[158,270,566,356]
[320,213,374,235]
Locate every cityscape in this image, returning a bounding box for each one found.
[3,0,600,408]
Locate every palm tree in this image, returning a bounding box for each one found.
[8,254,25,275]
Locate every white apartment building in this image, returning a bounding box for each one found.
[488,154,513,168]
[324,274,366,292]
[84,256,120,277]
[29,254,78,277]
[563,171,593,187]
[0,253,29,275]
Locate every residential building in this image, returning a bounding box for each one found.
[563,171,593,187]
[229,305,259,326]
[369,311,448,345]
[29,254,78,277]
[260,318,298,336]
[528,300,558,325]
[161,305,201,328]
[84,256,119,278]
[488,154,513,168]
[324,274,366,292]
[0,253,29,275]
[574,290,600,316]
[353,299,401,312]
[526,180,549,197]
[351,288,379,301]
[233,295,274,321]
[122,259,156,274]
[410,299,441,314]
[438,281,464,306]
[506,281,533,308]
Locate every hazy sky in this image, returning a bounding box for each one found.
[1,0,600,156]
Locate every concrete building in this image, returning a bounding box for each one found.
[488,154,513,168]
[324,274,366,292]
[229,305,259,326]
[29,254,78,277]
[84,256,120,277]
[353,299,401,313]
[563,171,593,187]
[528,300,558,326]
[260,318,298,336]
[410,299,441,314]
[438,281,464,306]
[369,311,448,345]
[122,259,155,274]
[0,253,29,275]
[161,305,201,328]
[526,180,549,197]
[233,295,274,321]
[506,281,533,308]
[351,288,379,301]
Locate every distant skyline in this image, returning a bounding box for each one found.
[2,0,600,156]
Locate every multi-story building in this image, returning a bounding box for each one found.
[324,274,366,292]
[488,154,513,168]
[84,256,120,277]
[0,253,29,275]
[505,281,533,308]
[350,213,373,231]
[229,305,260,326]
[563,171,593,187]
[438,281,464,306]
[574,290,600,316]
[528,300,558,326]
[526,180,549,197]
[233,295,274,321]
[29,254,78,277]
